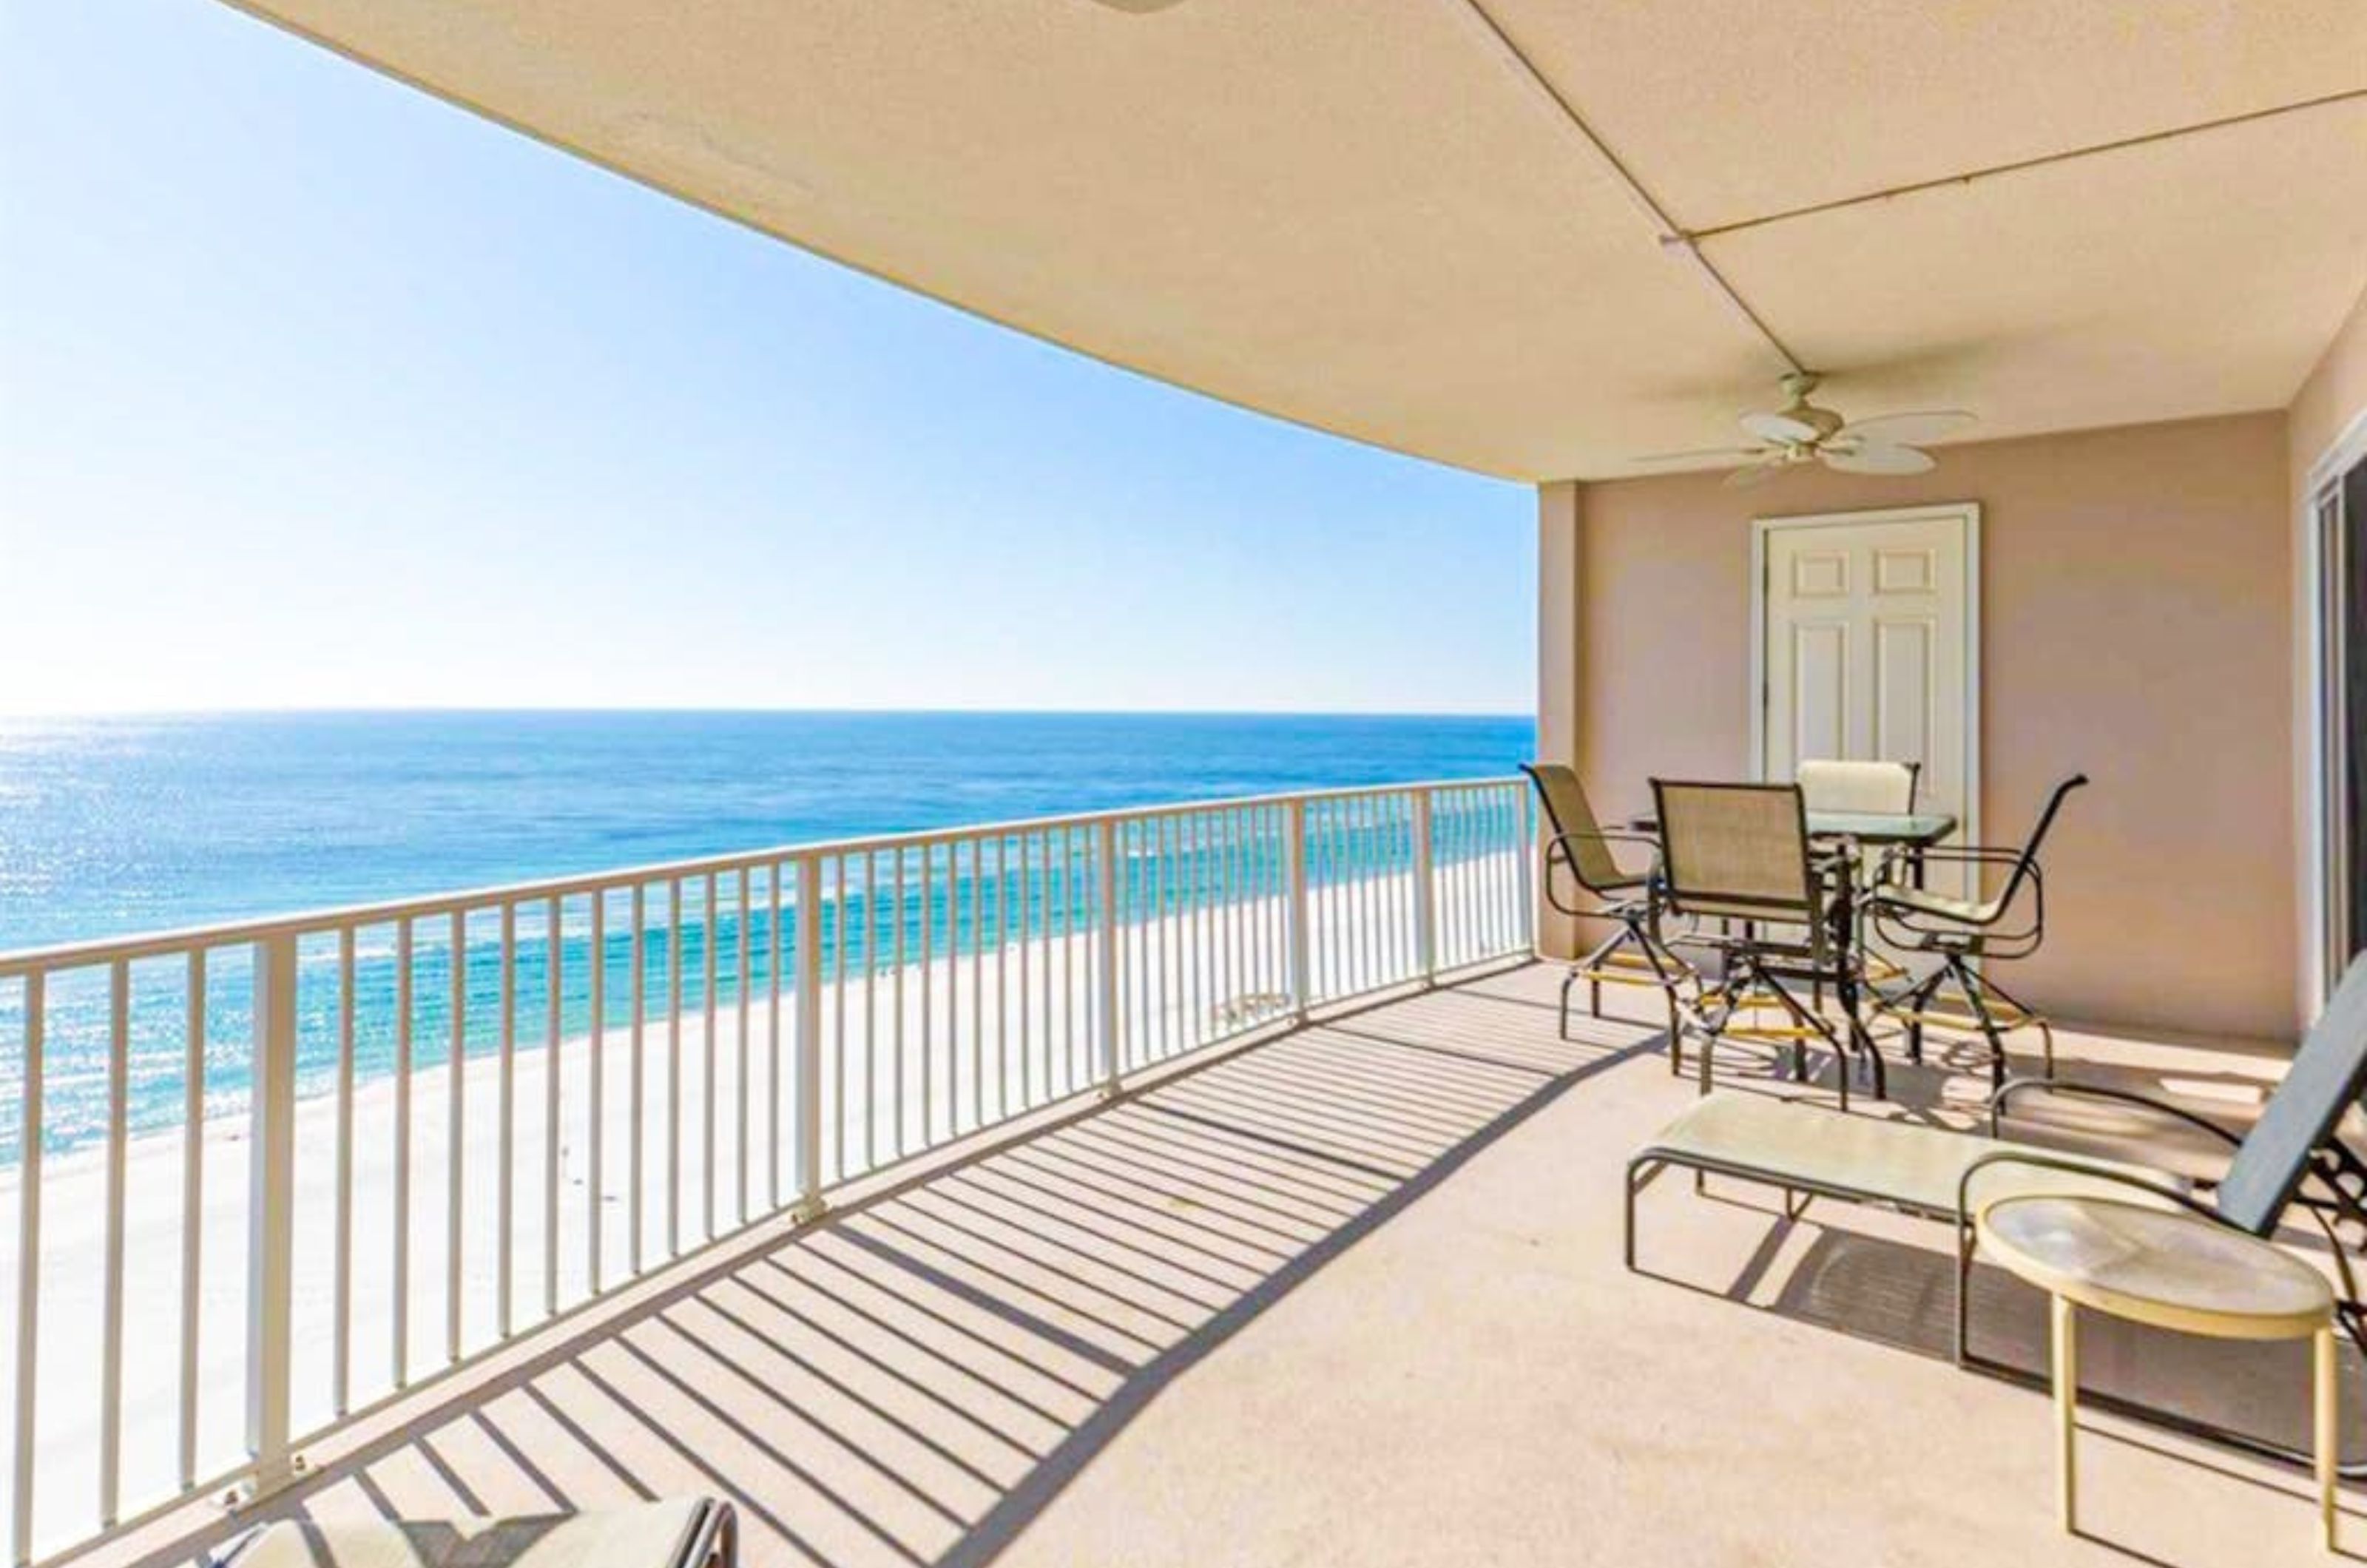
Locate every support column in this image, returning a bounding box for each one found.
[1537,479,1584,959]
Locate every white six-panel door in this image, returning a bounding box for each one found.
[1755,504,1980,875]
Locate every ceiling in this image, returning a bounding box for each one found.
[226,0,2367,481]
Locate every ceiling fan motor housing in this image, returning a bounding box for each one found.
[1780,372,1846,442]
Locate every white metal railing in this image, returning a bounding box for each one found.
[0,776,1530,1564]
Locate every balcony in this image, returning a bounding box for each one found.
[37,952,2339,1568]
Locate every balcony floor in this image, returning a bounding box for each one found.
[90,964,2352,1568]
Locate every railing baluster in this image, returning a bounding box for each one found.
[794,854,823,1219]
[334,928,355,1413]
[920,849,936,1143]
[735,868,749,1226]
[246,933,298,1500]
[499,903,516,1336]
[702,873,717,1237]
[863,854,879,1169]
[768,865,783,1210]
[1286,800,1311,1021]
[10,973,40,1568]
[447,910,466,1364]
[1018,835,1033,1109]
[834,855,848,1173]
[993,837,1009,1114]
[1514,783,1536,950]
[892,850,907,1155]
[544,894,561,1314]
[629,885,645,1275]
[589,889,606,1285]
[1095,818,1120,1093]
[667,878,682,1257]
[99,960,126,1526]
[1414,792,1437,982]
[1187,817,1205,1046]
[1121,822,1138,1072]
[1063,829,1079,1090]
[964,840,976,1120]
[393,919,412,1385]
[179,956,203,1487]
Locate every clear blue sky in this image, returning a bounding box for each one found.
[0,0,1533,716]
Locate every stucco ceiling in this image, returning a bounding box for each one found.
[227,0,2367,481]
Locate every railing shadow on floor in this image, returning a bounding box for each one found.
[98,976,1669,1568]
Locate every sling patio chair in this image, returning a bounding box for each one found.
[1521,762,1692,1053]
[1865,774,2090,1096]
[216,1499,737,1568]
[1796,757,1920,815]
[1794,757,1920,1001]
[1628,953,2367,1476]
[1652,777,1885,1106]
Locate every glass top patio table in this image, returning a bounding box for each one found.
[1626,808,1957,847]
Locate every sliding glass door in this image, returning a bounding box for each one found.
[2321,452,2367,988]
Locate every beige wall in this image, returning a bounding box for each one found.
[1553,413,2296,1043]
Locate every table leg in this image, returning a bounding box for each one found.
[2318,1322,2340,1552]
[2053,1294,2079,1532]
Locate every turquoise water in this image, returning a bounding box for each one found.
[0,711,1533,1158]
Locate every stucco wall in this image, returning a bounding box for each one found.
[1550,412,2295,1043]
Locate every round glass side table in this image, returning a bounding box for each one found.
[1976,1194,2340,1552]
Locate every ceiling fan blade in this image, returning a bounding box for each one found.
[1740,411,1818,445]
[1834,410,1975,447]
[1628,446,1767,464]
[1823,443,1936,476]
[1722,461,1788,490]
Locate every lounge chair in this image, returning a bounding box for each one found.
[215,1498,736,1568]
[1627,954,2367,1474]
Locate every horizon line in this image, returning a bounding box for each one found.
[0,703,1534,723]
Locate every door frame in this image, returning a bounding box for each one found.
[1747,501,1982,851]
[2303,405,2367,1016]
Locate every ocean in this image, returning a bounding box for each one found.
[0,711,1533,1157]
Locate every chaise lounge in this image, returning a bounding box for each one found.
[1627,954,2367,1473]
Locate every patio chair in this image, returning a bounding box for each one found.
[1794,757,1919,1001]
[1651,778,1883,1106]
[1521,762,1691,1052]
[1865,774,2090,1094]
[1627,953,2367,1476]
[215,1498,736,1568]
[1796,757,1919,814]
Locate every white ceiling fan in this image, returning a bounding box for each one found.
[1634,373,1976,488]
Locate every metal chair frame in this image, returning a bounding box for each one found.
[1521,763,1692,1052]
[1868,774,2089,1095]
[1652,778,1885,1108]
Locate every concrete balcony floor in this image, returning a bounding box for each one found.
[85,964,2356,1568]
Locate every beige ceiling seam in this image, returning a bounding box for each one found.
[1450,0,1810,378]
[1686,87,2367,243]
